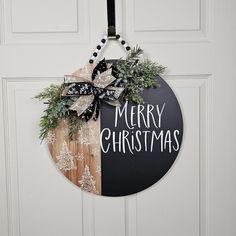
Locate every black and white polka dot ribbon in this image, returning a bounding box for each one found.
[89,34,131,64]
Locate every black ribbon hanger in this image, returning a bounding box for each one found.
[107,0,116,37]
[88,0,131,64]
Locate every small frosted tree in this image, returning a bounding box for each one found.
[79,165,97,194]
[56,141,76,171]
[45,130,56,144]
[77,122,96,145]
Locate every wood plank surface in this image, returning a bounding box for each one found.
[48,118,101,195]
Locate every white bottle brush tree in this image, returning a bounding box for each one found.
[56,141,77,171]
[79,165,97,194]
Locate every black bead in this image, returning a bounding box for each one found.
[97,45,101,50]
[121,40,125,45]
[89,59,93,64]
[126,46,131,51]
[93,52,98,57]
[116,34,120,39]
[101,38,106,43]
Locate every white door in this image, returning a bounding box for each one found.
[0,0,235,236]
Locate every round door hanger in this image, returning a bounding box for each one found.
[47,75,183,197]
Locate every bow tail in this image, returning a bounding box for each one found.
[69,94,94,116]
[82,100,96,121]
[93,98,101,121]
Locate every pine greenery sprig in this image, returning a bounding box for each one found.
[34,84,80,141]
[117,46,165,104]
[34,84,63,103]
[126,46,143,62]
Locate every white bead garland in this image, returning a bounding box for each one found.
[89,34,131,64]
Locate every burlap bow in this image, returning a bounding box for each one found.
[62,68,124,121]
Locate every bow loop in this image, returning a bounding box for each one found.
[93,68,116,88]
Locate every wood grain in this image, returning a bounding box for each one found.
[48,118,101,195]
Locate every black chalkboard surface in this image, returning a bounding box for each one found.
[100,75,183,196]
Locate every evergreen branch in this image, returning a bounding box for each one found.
[117,46,166,104]
[34,84,81,141]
